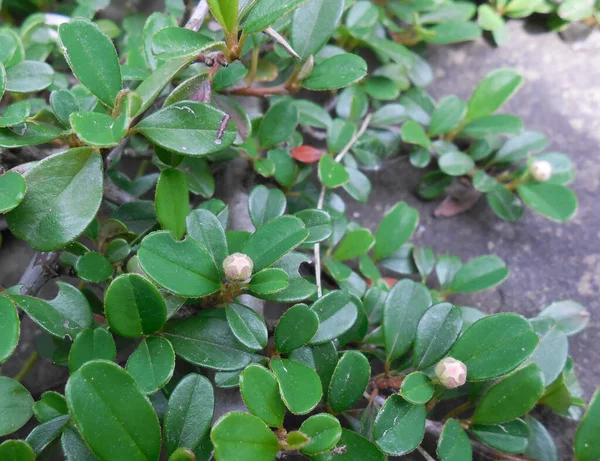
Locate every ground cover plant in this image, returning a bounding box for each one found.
[0,0,598,460]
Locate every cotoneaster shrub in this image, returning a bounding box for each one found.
[0,1,597,461]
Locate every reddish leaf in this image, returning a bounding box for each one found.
[292,146,323,164]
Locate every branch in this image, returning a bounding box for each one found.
[17,251,62,319]
[103,178,136,205]
[226,84,289,97]
[104,139,128,171]
[185,0,210,31]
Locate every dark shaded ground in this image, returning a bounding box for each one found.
[0,16,598,461]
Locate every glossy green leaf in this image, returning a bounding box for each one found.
[168,448,196,461]
[0,121,63,148]
[494,131,548,164]
[524,416,558,461]
[61,426,100,461]
[450,313,539,381]
[466,69,522,121]
[575,388,600,461]
[155,168,189,240]
[539,300,590,336]
[275,304,319,353]
[400,372,434,405]
[413,302,462,370]
[135,101,236,156]
[486,185,524,221]
[241,215,308,272]
[413,246,436,280]
[211,412,279,461]
[7,148,103,251]
[438,151,475,176]
[165,315,254,370]
[126,336,175,394]
[383,279,432,363]
[309,290,358,344]
[373,394,426,456]
[295,209,332,244]
[142,12,177,70]
[33,391,68,423]
[528,317,568,386]
[401,120,431,148]
[0,63,4,100]
[461,114,523,137]
[164,373,214,456]
[334,228,375,261]
[152,27,222,59]
[249,268,289,296]
[240,364,285,427]
[289,342,338,397]
[271,358,322,415]
[26,414,71,455]
[69,328,116,372]
[473,363,545,424]
[0,377,34,436]
[437,419,472,461]
[9,282,92,339]
[291,0,344,59]
[138,231,221,297]
[328,351,370,413]
[429,95,466,136]
[299,414,342,455]
[105,274,167,338]
[186,209,228,278]
[302,54,367,91]
[517,182,577,222]
[425,21,482,44]
[0,101,31,128]
[450,255,508,293]
[373,202,419,261]
[260,252,316,302]
[208,0,238,34]
[5,60,53,93]
[59,19,122,107]
[259,101,299,148]
[336,429,385,461]
[66,360,161,461]
[225,303,268,350]
[0,296,18,364]
[319,154,349,188]
[471,419,529,454]
[243,0,311,33]
[249,185,286,228]
[0,439,36,460]
[75,252,113,283]
[70,112,125,147]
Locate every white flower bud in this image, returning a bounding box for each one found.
[435,357,467,389]
[223,253,254,281]
[530,160,552,182]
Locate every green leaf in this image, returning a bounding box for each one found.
[461,114,523,137]
[249,185,286,228]
[383,279,432,363]
[213,61,248,91]
[524,416,558,461]
[466,69,523,121]
[260,252,316,302]
[0,101,31,128]
[413,246,435,280]
[155,168,189,240]
[267,147,296,188]
[413,302,462,370]
[164,373,214,456]
[241,215,308,272]
[0,440,36,460]
[243,0,311,33]
[271,358,322,415]
[539,300,590,336]
[5,60,53,93]
[50,90,79,127]
[26,414,71,455]
[275,303,319,354]
[240,364,285,427]
[400,372,434,405]
[328,351,370,413]
[473,363,545,424]
[536,152,575,185]
[0,377,34,436]
[66,360,161,461]
[225,303,268,350]
[438,151,475,176]
[259,101,299,148]
[0,121,62,148]
[61,426,100,461]
[450,313,539,381]
[493,131,548,164]
[33,391,68,423]
[478,4,505,31]
[151,27,222,59]
[168,448,196,461]
[437,419,472,461]
[165,315,254,370]
[249,268,289,296]
[336,429,385,460]
[0,63,4,101]
[299,414,342,455]
[0,296,18,364]
[291,0,344,59]
[69,328,116,372]
[471,419,529,454]
[59,18,122,107]
[9,282,92,339]
[135,101,236,156]
[429,95,466,136]
[75,252,113,283]
[286,430,310,450]
[207,0,239,34]
[186,208,228,278]
[344,166,372,203]
[309,290,358,344]
[289,342,337,397]
[70,112,125,147]
[7,148,103,251]
[143,13,178,71]
[211,412,279,461]
[450,255,508,293]
[528,318,568,386]
[334,228,375,261]
[105,274,167,338]
[319,154,349,188]
[373,394,426,456]
[302,54,368,91]
[424,21,482,44]
[126,336,175,394]
[373,202,419,261]
[486,185,524,221]
[138,231,221,297]
[401,121,431,148]
[517,183,577,222]
[295,209,332,244]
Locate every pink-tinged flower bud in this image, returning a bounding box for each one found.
[530,160,552,182]
[223,253,254,281]
[435,357,467,389]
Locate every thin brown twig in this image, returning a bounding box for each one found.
[185,0,209,31]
